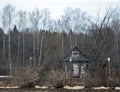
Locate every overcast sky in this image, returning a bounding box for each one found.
[0,0,120,19]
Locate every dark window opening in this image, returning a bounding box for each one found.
[72,51,79,57]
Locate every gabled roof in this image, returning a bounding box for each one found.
[65,47,89,62]
[72,47,80,51]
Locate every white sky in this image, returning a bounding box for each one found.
[0,0,120,19]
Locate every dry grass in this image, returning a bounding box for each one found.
[49,69,65,88]
[81,70,92,88]
[13,67,38,87]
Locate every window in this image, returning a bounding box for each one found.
[72,51,79,57]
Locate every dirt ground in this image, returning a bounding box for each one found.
[0,88,120,92]
[0,86,120,92]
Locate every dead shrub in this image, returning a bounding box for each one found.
[49,68,65,88]
[82,70,92,88]
[13,67,38,88]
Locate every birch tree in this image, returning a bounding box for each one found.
[38,8,50,67]
[3,4,15,76]
[62,8,75,49]
[17,10,27,66]
[29,8,41,67]
[1,8,7,64]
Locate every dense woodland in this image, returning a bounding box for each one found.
[0,4,120,86]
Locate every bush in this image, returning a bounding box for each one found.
[13,67,38,88]
[49,68,65,88]
[82,70,92,88]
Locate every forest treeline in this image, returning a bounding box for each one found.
[0,4,120,86]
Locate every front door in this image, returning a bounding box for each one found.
[73,63,79,77]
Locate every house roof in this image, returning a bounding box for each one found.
[72,47,81,51]
[65,47,89,62]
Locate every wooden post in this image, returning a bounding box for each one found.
[30,57,32,68]
[65,64,67,78]
[107,57,111,89]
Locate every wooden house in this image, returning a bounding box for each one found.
[65,47,89,78]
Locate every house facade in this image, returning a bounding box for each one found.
[65,47,89,78]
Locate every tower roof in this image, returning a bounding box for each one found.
[65,47,89,62]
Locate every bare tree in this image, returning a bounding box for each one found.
[111,9,120,65]
[85,8,117,86]
[1,8,7,65]
[3,4,15,76]
[29,8,41,67]
[38,8,50,67]
[62,8,73,49]
[17,10,27,67]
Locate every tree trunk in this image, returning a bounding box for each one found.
[22,32,25,66]
[38,31,44,67]
[33,32,36,67]
[3,34,5,64]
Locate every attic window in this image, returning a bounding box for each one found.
[72,51,79,57]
